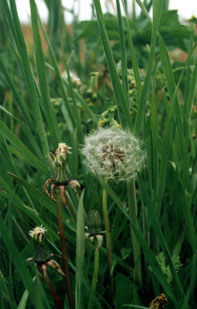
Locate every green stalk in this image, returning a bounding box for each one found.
[127,180,142,286]
[88,248,99,309]
[102,186,112,273]
[56,188,74,309]
[102,182,114,306]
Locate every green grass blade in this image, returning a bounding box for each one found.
[130,221,178,304]
[2,0,21,52]
[0,120,48,174]
[116,0,128,95]
[0,55,33,127]
[30,0,61,145]
[4,0,50,162]
[0,106,44,161]
[17,289,29,309]
[38,15,77,129]
[94,0,132,129]
[75,190,85,308]
[134,0,151,20]
[121,0,142,97]
[134,0,163,134]
[184,55,197,120]
[156,35,195,215]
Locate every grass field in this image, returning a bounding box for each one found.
[0,0,196,308]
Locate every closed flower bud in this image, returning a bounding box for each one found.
[52,143,71,185]
[85,210,105,249]
[29,226,51,264]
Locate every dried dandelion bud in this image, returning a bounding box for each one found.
[29,226,51,264]
[150,293,168,309]
[28,226,64,277]
[82,127,145,182]
[52,143,71,185]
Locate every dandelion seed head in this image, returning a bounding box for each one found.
[82,127,145,181]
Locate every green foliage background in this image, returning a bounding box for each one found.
[0,0,196,308]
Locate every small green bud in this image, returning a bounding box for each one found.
[85,210,105,249]
[86,209,102,236]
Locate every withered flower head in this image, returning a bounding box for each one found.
[44,143,80,206]
[29,225,47,243]
[150,293,168,309]
[52,143,72,186]
[27,225,64,277]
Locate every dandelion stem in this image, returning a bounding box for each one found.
[102,185,112,273]
[88,248,99,309]
[56,187,74,309]
[102,181,114,306]
[127,180,142,286]
[45,272,63,309]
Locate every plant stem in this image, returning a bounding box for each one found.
[102,185,112,273]
[45,273,63,309]
[88,248,99,309]
[56,187,74,309]
[127,180,142,286]
[102,182,114,306]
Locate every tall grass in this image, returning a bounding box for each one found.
[0,0,196,308]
